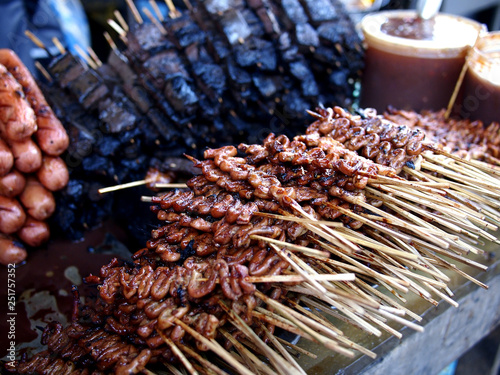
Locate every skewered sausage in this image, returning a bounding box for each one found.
[8,137,42,173]
[0,169,26,197]
[0,234,26,265]
[0,49,69,156]
[36,156,69,191]
[0,63,37,141]
[17,216,50,247]
[19,177,55,221]
[0,195,25,233]
[0,138,13,176]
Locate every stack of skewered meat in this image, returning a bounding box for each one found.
[0,49,69,265]
[37,0,364,241]
[15,106,500,374]
[382,107,500,163]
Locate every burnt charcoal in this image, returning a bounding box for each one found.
[118,122,144,145]
[295,23,319,47]
[146,108,180,143]
[65,179,84,201]
[98,97,137,133]
[329,69,348,88]
[199,97,221,118]
[66,123,96,163]
[227,60,252,87]
[164,76,198,114]
[220,10,252,44]
[174,22,206,48]
[42,0,364,244]
[301,0,337,23]
[95,135,121,157]
[256,7,280,35]
[252,74,279,97]
[241,8,265,37]
[281,0,308,24]
[203,0,244,14]
[289,60,318,97]
[206,32,231,60]
[282,89,310,120]
[234,38,277,70]
[192,62,226,97]
[122,83,152,113]
[128,22,173,56]
[313,46,336,64]
[317,22,344,45]
[82,155,114,176]
[119,154,148,173]
[143,51,190,83]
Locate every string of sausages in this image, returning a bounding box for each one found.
[0,49,69,265]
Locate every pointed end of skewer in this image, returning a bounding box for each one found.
[143,8,168,35]
[51,37,66,55]
[34,61,53,82]
[103,31,119,53]
[306,109,322,119]
[24,30,48,51]
[125,0,144,24]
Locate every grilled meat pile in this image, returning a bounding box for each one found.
[14,105,500,374]
[39,0,364,242]
[15,114,414,374]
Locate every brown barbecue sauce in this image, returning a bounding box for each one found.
[359,11,482,113]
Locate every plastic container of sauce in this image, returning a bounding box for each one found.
[459,31,500,125]
[359,10,483,113]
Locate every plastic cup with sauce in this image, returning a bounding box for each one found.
[458,31,500,125]
[359,10,483,113]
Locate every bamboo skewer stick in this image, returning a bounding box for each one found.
[194,273,357,283]
[165,0,182,18]
[87,47,103,67]
[24,30,48,52]
[173,318,255,375]
[288,198,359,253]
[250,234,330,258]
[255,291,359,355]
[219,301,303,375]
[269,243,327,294]
[158,331,199,375]
[421,160,500,191]
[51,37,66,54]
[126,0,144,24]
[113,9,129,32]
[154,183,188,188]
[178,344,228,375]
[254,211,343,227]
[274,336,317,359]
[34,61,52,82]
[219,330,276,375]
[104,31,119,53]
[143,7,168,35]
[149,0,165,21]
[74,45,98,70]
[99,179,148,194]
[258,323,308,375]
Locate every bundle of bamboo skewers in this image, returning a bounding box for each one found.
[17,102,500,375]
